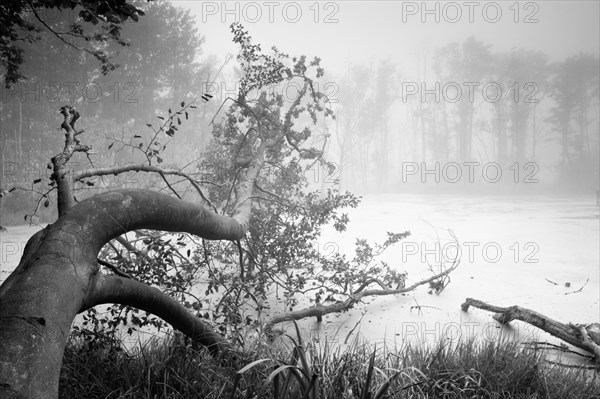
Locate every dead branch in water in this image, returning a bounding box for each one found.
[265,256,460,327]
[461,298,600,359]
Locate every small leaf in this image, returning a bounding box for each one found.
[44,199,49,208]
[180,101,185,107]
[108,143,114,149]
[33,179,42,184]
[190,105,197,109]
[133,135,141,138]
[157,156,163,164]
[185,111,189,120]
[187,249,191,257]
[24,214,27,221]
[138,143,143,148]
[157,116,165,120]
[86,181,94,187]
[146,123,152,128]
[168,108,172,114]
[177,117,181,125]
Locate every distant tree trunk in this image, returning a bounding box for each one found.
[17,101,23,163]
[440,101,450,162]
[576,103,589,160]
[419,101,427,162]
[494,103,508,165]
[559,113,571,175]
[337,117,348,191]
[0,115,5,229]
[466,106,473,161]
[531,103,537,160]
[380,110,388,190]
[457,102,471,162]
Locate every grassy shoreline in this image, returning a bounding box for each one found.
[60,328,599,398]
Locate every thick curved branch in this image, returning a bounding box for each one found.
[58,189,246,256]
[461,298,600,358]
[85,274,230,357]
[73,164,217,212]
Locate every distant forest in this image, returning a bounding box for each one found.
[1,2,599,225]
[332,39,599,195]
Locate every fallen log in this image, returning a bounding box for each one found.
[461,298,600,359]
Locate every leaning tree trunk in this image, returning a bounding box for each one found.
[0,190,246,399]
[0,69,310,397]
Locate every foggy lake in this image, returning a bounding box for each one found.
[2,193,597,361]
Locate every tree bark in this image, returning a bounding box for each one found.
[86,275,229,356]
[0,189,245,398]
[461,298,600,358]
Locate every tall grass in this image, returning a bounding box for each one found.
[60,326,600,398]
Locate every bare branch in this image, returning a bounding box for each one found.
[97,258,133,279]
[73,164,217,212]
[266,257,460,326]
[26,1,117,71]
[86,274,231,357]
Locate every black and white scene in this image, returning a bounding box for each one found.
[0,1,599,397]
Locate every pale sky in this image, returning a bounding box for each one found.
[172,0,600,77]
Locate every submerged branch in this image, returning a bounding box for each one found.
[461,298,600,358]
[266,257,460,326]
